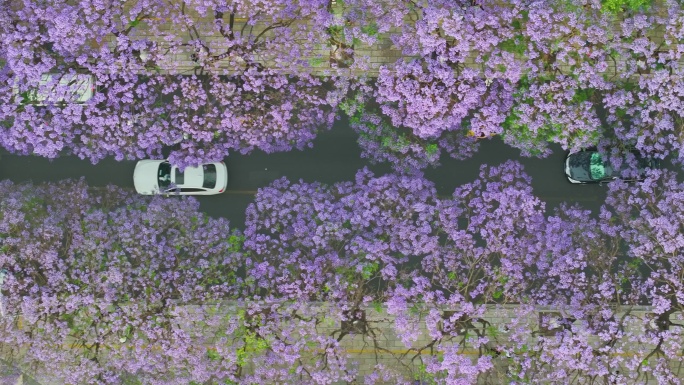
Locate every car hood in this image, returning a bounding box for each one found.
[133,160,162,194]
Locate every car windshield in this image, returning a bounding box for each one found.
[589,152,612,180]
[203,164,217,189]
[158,162,172,188]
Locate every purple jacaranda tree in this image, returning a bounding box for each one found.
[371,161,683,384]
[600,170,684,383]
[364,0,608,162]
[497,202,633,385]
[340,1,515,172]
[0,0,343,169]
[601,3,684,165]
[496,168,684,384]
[241,168,442,383]
[348,0,682,169]
[0,179,244,384]
[383,161,546,384]
[341,91,480,173]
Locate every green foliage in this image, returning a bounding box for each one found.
[409,303,422,315]
[206,348,221,361]
[627,258,642,270]
[486,324,499,338]
[601,0,651,14]
[227,234,244,253]
[17,90,37,104]
[121,376,143,385]
[339,92,364,122]
[572,88,595,104]
[308,56,326,67]
[502,109,549,158]
[499,36,526,56]
[381,132,408,150]
[235,331,270,367]
[493,274,509,300]
[328,25,345,38]
[116,324,133,343]
[361,262,379,279]
[126,15,152,30]
[22,195,45,212]
[360,23,379,37]
[414,363,437,385]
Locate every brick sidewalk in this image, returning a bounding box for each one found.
[112,1,671,77]
[112,1,416,76]
[3,303,681,384]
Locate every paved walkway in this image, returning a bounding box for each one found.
[115,1,670,77]
[2,304,681,384]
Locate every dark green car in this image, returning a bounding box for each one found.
[565,149,660,184]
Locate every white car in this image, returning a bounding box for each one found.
[133,160,228,195]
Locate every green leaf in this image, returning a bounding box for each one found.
[600,0,650,13]
[308,57,326,67]
[207,349,221,361]
[360,23,379,37]
[572,88,595,104]
[361,262,379,279]
[425,143,438,156]
[227,234,244,253]
[499,37,526,56]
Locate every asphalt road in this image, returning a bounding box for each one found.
[0,116,638,230]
